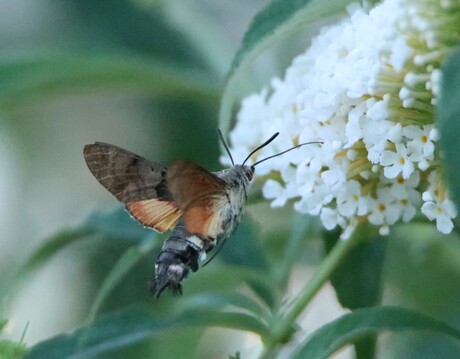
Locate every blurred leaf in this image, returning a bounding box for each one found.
[25,305,268,359]
[218,215,269,270]
[219,0,357,132]
[211,214,278,308]
[178,291,270,320]
[0,339,27,359]
[438,46,460,209]
[4,228,94,301]
[5,207,156,303]
[385,223,460,313]
[67,0,205,67]
[179,310,269,337]
[86,235,157,322]
[324,224,387,309]
[353,336,377,359]
[323,226,386,359]
[229,352,240,359]
[183,264,278,312]
[247,278,278,310]
[83,206,151,241]
[0,50,218,110]
[25,307,171,359]
[156,0,233,76]
[277,215,317,288]
[291,306,460,359]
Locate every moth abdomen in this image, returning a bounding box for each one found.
[150,220,206,298]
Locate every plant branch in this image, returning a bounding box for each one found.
[260,232,361,357]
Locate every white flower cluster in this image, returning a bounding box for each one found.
[225,0,460,238]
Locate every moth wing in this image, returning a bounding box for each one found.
[126,199,182,233]
[83,142,181,232]
[167,160,229,238]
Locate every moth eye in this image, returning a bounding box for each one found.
[247,167,254,181]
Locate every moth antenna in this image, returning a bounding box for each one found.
[242,132,280,165]
[253,141,323,166]
[217,129,235,165]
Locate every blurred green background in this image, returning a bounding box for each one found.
[0,1,459,359]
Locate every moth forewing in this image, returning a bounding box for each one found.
[83,142,170,203]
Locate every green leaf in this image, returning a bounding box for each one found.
[324,224,387,309]
[25,306,268,359]
[86,235,158,322]
[277,215,318,288]
[156,0,233,77]
[322,226,386,359]
[184,264,278,311]
[178,291,270,320]
[0,339,27,359]
[4,228,94,301]
[0,50,218,110]
[219,0,357,132]
[82,206,151,242]
[218,215,269,270]
[0,319,6,332]
[5,207,154,303]
[179,311,269,337]
[437,46,460,209]
[291,306,460,359]
[25,307,171,359]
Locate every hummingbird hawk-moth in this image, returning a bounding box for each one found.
[83,130,318,298]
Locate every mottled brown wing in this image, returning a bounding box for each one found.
[167,160,229,238]
[83,142,182,232]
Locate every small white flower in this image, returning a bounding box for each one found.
[368,189,401,226]
[404,125,436,161]
[263,180,287,207]
[380,143,415,179]
[320,207,345,230]
[421,200,458,234]
[336,180,367,216]
[387,171,420,199]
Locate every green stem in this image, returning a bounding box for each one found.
[260,233,360,358]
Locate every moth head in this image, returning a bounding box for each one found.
[234,164,255,182]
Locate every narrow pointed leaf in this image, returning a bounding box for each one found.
[178,291,270,319]
[25,306,268,359]
[291,306,460,359]
[0,50,218,109]
[83,207,151,242]
[4,228,94,300]
[437,46,460,208]
[323,224,387,309]
[86,235,157,321]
